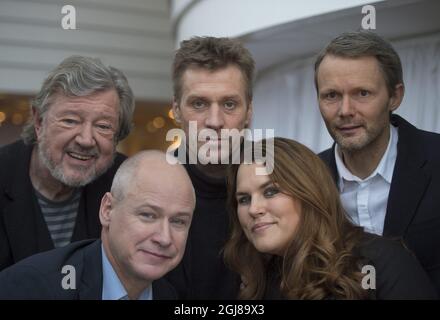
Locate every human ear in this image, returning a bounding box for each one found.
[99,192,113,228]
[389,83,404,112]
[33,107,43,140]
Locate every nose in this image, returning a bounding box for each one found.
[205,104,225,130]
[339,95,355,118]
[152,220,172,248]
[248,196,266,219]
[75,122,96,148]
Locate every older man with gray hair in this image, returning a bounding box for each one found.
[0,55,135,271]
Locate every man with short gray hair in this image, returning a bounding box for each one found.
[0,55,135,271]
[316,31,440,294]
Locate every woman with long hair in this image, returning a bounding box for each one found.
[224,137,436,299]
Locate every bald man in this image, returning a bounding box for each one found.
[0,151,195,300]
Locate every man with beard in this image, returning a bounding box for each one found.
[316,31,440,294]
[0,55,135,270]
[165,36,254,299]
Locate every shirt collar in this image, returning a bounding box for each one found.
[101,245,153,300]
[335,124,398,189]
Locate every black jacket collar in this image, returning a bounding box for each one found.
[320,114,431,237]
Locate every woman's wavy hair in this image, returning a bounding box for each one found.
[224,137,368,299]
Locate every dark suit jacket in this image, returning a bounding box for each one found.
[0,239,177,299]
[319,114,440,294]
[0,140,126,270]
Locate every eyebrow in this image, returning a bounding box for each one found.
[137,203,162,213]
[56,109,117,121]
[187,95,208,100]
[236,181,274,196]
[221,95,242,100]
[138,204,193,217]
[186,94,243,101]
[319,87,338,93]
[173,212,192,218]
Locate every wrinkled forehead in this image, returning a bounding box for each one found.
[120,185,194,215]
[316,55,386,88]
[181,66,247,92]
[45,89,120,114]
[318,54,383,77]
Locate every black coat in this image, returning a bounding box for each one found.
[0,140,126,270]
[319,114,440,294]
[165,163,240,299]
[0,239,176,299]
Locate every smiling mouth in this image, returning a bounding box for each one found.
[252,222,276,233]
[140,249,171,260]
[67,152,95,161]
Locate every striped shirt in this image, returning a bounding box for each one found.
[35,188,81,248]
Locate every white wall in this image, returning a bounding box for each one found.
[0,0,174,101]
[252,33,440,153]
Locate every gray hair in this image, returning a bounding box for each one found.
[314,31,404,97]
[22,55,135,144]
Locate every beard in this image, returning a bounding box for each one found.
[37,134,115,187]
[329,119,387,153]
[333,128,372,151]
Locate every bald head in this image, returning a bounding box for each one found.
[99,151,196,294]
[111,150,195,206]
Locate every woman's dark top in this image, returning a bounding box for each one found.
[264,234,438,299]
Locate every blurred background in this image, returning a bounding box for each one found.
[1,0,439,154]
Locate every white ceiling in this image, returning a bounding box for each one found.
[242,0,440,73]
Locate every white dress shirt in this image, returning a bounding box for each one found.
[334,125,398,235]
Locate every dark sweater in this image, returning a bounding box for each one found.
[165,164,240,299]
